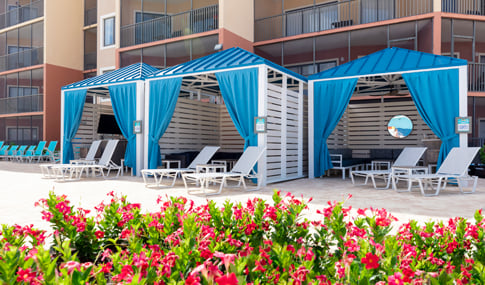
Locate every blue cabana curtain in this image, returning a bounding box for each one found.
[62,89,87,163]
[402,69,460,168]
[147,78,182,169]
[109,83,137,170]
[313,78,358,177]
[216,68,259,149]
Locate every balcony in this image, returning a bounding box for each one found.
[120,4,218,48]
[468,63,485,92]
[84,52,97,70]
[84,7,97,26]
[0,94,43,115]
[0,47,44,73]
[442,0,485,15]
[0,0,43,30]
[255,0,432,42]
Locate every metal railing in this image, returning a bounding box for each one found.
[0,0,43,30]
[468,63,485,92]
[255,0,432,41]
[0,94,43,115]
[0,47,43,73]
[442,0,485,15]
[120,4,218,48]
[84,7,97,26]
[84,52,97,70]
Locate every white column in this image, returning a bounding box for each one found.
[135,81,145,176]
[298,81,304,177]
[458,66,468,148]
[143,80,151,170]
[258,65,268,186]
[60,90,65,163]
[281,75,287,179]
[308,80,314,178]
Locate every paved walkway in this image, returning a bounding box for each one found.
[0,161,484,235]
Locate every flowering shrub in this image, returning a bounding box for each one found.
[0,190,484,284]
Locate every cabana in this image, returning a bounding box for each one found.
[308,47,468,178]
[61,63,159,176]
[144,47,308,186]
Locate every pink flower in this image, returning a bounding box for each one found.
[16,268,36,283]
[361,252,379,270]
[95,230,105,239]
[215,273,239,285]
[388,272,404,285]
[61,261,81,274]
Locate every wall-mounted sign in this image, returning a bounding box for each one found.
[455,117,471,134]
[254,117,267,133]
[133,120,142,134]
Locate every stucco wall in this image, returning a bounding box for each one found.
[219,0,253,42]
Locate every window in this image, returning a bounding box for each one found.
[286,59,337,77]
[8,86,39,97]
[134,11,169,44]
[103,16,115,47]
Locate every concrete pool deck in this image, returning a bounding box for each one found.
[1,160,484,235]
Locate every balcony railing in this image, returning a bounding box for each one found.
[442,0,485,15]
[120,4,218,48]
[255,0,432,42]
[84,7,97,26]
[0,94,43,115]
[84,52,97,70]
[0,0,44,30]
[0,47,43,73]
[468,63,485,92]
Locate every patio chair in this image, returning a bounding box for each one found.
[181,146,266,196]
[69,140,102,164]
[0,144,9,159]
[350,147,427,190]
[1,145,19,160]
[46,140,120,181]
[19,141,46,162]
[391,147,480,197]
[13,145,33,161]
[141,146,220,188]
[39,140,100,178]
[32,141,58,162]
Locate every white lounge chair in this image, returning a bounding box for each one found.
[392,147,479,196]
[350,147,427,190]
[46,140,120,181]
[40,140,102,178]
[182,146,266,196]
[141,146,220,188]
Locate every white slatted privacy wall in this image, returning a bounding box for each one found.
[266,82,306,183]
[327,99,436,150]
[219,106,244,152]
[159,98,220,154]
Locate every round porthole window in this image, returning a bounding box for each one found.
[387,115,413,138]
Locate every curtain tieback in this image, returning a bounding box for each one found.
[441,135,456,142]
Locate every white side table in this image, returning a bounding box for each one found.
[162,160,181,169]
[391,166,428,192]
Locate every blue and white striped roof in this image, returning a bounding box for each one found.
[150,47,307,82]
[308,47,467,81]
[62,63,159,90]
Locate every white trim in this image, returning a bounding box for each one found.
[63,80,144,92]
[281,75,288,179]
[135,81,145,176]
[309,65,465,83]
[146,65,307,84]
[257,65,268,187]
[143,81,150,170]
[60,90,65,163]
[298,81,304,177]
[308,80,314,178]
[100,13,116,49]
[459,65,468,148]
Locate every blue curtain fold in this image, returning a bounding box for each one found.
[109,83,137,170]
[62,89,87,163]
[313,78,358,177]
[216,68,259,149]
[147,78,182,169]
[402,69,460,168]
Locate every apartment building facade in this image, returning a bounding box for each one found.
[2,0,485,144]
